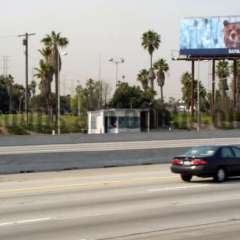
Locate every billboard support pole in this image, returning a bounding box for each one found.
[233,60,237,108]
[212,60,216,117]
[197,61,200,132]
[191,60,195,123]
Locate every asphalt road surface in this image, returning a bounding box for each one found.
[1,165,240,239]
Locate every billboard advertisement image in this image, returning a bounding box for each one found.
[180,16,240,56]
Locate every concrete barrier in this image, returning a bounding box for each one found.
[0,135,239,175]
[0,148,187,174]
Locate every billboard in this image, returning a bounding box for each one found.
[180,16,240,56]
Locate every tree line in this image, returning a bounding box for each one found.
[1,30,240,129]
[181,60,240,114]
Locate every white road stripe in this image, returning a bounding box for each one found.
[0,137,239,155]
[0,217,52,228]
[148,184,210,192]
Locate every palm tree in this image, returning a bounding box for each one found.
[41,31,69,124]
[217,60,230,96]
[137,69,149,91]
[236,61,240,94]
[231,60,240,108]
[216,60,230,110]
[142,31,161,90]
[181,72,193,111]
[30,81,37,97]
[86,78,95,110]
[38,47,53,65]
[153,59,169,103]
[35,59,54,118]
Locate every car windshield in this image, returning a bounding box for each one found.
[183,146,217,157]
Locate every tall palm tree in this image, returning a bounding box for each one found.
[231,60,240,108]
[217,60,229,96]
[142,31,161,90]
[181,72,194,111]
[41,31,69,124]
[216,60,230,110]
[137,69,149,91]
[35,59,54,118]
[237,61,240,93]
[38,47,53,64]
[30,80,37,97]
[153,58,169,103]
[38,47,55,91]
[86,78,95,110]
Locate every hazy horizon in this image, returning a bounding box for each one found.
[1,0,240,99]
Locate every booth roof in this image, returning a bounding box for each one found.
[88,108,150,114]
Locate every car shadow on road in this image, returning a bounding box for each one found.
[192,177,240,184]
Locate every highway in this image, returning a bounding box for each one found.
[1,165,240,239]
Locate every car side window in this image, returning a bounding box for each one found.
[232,147,240,158]
[221,147,234,158]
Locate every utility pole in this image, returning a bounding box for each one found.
[18,33,36,125]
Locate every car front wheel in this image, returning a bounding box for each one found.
[181,174,192,182]
[214,168,227,183]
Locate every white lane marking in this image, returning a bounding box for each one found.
[0,217,52,228]
[0,222,13,227]
[148,184,209,192]
[0,137,239,155]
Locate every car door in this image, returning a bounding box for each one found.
[231,147,240,176]
[220,147,236,176]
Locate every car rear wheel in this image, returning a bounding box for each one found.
[214,168,227,183]
[181,174,192,182]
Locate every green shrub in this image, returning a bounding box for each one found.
[7,125,29,135]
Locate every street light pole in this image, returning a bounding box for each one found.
[116,62,119,85]
[197,60,200,132]
[77,80,81,116]
[57,52,60,135]
[109,58,125,86]
[57,50,67,135]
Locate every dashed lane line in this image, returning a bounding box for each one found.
[0,175,178,195]
[148,184,210,192]
[0,217,52,228]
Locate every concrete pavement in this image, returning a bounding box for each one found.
[1,165,240,239]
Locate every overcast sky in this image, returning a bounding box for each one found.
[1,0,240,98]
